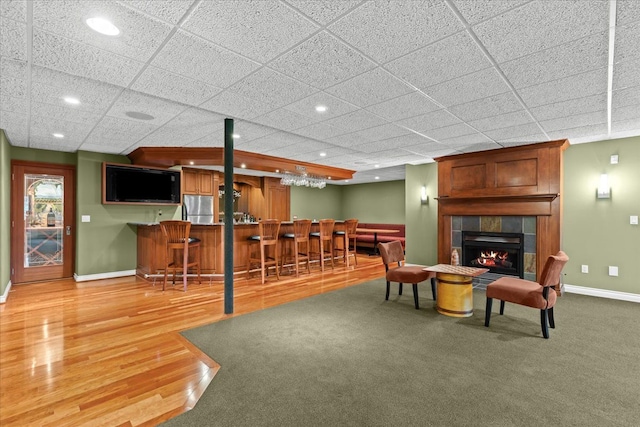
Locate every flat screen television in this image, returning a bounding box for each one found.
[102,163,181,205]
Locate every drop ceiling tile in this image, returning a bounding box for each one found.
[0,111,27,136]
[0,0,27,21]
[286,0,361,25]
[352,123,410,142]
[403,144,456,159]
[352,134,432,153]
[201,91,275,120]
[395,109,462,133]
[612,85,640,109]
[529,93,608,121]
[324,67,413,107]
[399,141,448,156]
[270,31,376,89]
[253,108,319,131]
[232,120,279,142]
[131,66,222,106]
[366,92,441,121]
[499,140,548,148]
[290,146,354,163]
[137,108,225,146]
[518,67,608,108]
[30,115,94,141]
[183,0,318,63]
[439,133,494,147]
[78,142,127,154]
[615,22,640,66]
[227,68,317,110]
[424,123,477,141]
[293,122,347,141]
[468,110,534,132]
[613,57,640,90]
[184,129,226,148]
[322,109,388,132]
[448,92,523,121]
[283,92,359,119]
[31,101,103,125]
[386,32,492,90]
[426,67,511,108]
[83,116,157,149]
[329,0,462,63]
[540,110,607,133]
[118,0,194,25]
[32,30,143,87]
[151,30,260,89]
[547,123,608,141]
[484,123,547,142]
[616,0,640,26]
[106,90,187,125]
[501,32,608,89]
[324,132,373,148]
[0,75,27,99]
[239,133,297,153]
[0,16,27,60]
[457,141,503,153]
[28,138,82,152]
[1,93,27,112]
[612,104,640,122]
[452,0,530,25]
[33,0,173,61]
[473,0,609,63]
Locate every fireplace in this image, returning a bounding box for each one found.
[461,231,524,278]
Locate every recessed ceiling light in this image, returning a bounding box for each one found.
[63,97,80,105]
[374,164,380,168]
[319,152,326,157]
[374,176,380,180]
[315,105,327,113]
[232,134,240,139]
[327,176,331,180]
[86,17,120,36]
[240,163,246,168]
[125,111,154,120]
[53,133,64,138]
[189,161,194,165]
[345,180,350,183]
[275,169,280,173]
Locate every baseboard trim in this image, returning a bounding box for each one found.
[74,270,136,282]
[0,280,12,303]
[563,283,640,303]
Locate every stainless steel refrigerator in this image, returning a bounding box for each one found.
[182,195,214,224]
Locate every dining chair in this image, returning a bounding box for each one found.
[159,220,201,292]
[377,241,436,309]
[246,219,282,284]
[280,219,312,277]
[484,251,569,338]
[309,219,335,272]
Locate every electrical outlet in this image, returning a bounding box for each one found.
[631,215,638,225]
[581,265,588,273]
[81,215,90,223]
[609,266,619,276]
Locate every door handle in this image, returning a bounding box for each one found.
[66,226,71,236]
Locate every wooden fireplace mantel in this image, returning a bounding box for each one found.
[434,139,569,282]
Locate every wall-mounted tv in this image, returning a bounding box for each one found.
[102,163,181,205]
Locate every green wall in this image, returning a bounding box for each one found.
[405,163,438,266]
[0,131,11,298]
[341,180,405,223]
[562,136,640,294]
[290,184,344,220]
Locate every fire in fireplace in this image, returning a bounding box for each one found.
[461,231,524,278]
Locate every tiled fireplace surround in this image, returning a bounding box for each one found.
[451,215,537,282]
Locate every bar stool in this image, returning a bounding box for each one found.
[246,219,281,284]
[309,219,335,272]
[333,218,359,267]
[280,219,312,277]
[159,220,201,292]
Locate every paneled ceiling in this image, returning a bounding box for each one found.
[1,0,639,184]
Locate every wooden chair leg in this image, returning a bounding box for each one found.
[499,300,505,315]
[485,298,493,327]
[430,277,436,300]
[412,283,419,309]
[182,246,188,292]
[541,308,550,339]
[385,281,390,300]
[260,245,266,285]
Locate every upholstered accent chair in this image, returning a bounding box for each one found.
[377,240,436,309]
[484,251,569,338]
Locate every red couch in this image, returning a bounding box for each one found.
[356,223,405,250]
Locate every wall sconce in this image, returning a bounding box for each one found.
[420,186,429,204]
[596,174,611,199]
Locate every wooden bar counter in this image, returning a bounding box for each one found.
[131,221,345,281]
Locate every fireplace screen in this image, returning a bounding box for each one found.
[461,231,524,278]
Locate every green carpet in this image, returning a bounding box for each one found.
[163,279,640,426]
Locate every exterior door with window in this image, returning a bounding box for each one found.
[11,161,75,283]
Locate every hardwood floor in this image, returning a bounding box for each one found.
[0,254,385,426]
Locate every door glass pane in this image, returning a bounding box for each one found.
[24,174,64,267]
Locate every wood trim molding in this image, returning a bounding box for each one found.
[127,147,355,181]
